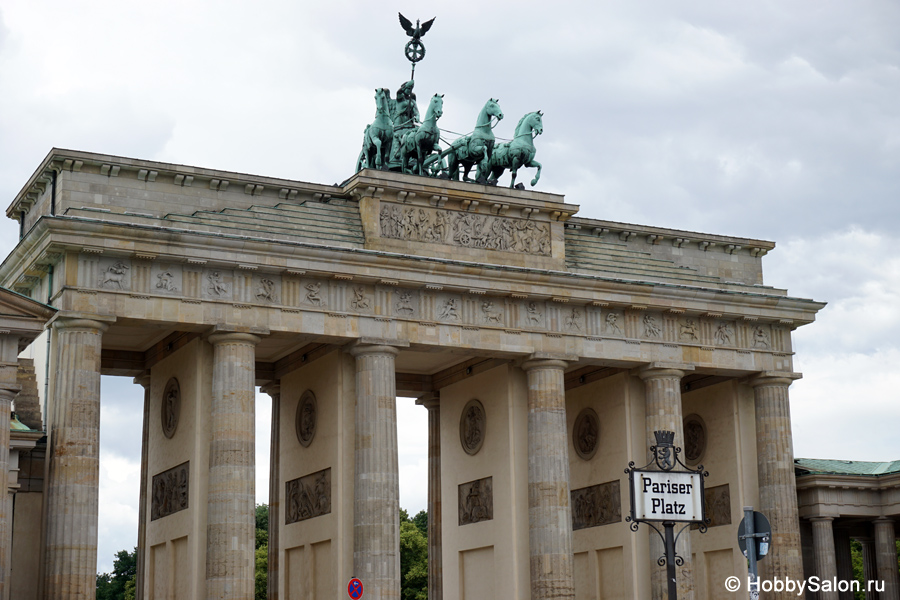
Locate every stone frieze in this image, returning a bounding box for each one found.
[285,468,331,524]
[151,461,189,521]
[571,480,621,530]
[379,203,551,256]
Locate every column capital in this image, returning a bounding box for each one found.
[748,371,802,388]
[873,516,895,525]
[208,331,262,346]
[810,516,836,524]
[261,381,281,400]
[49,312,115,333]
[521,352,575,373]
[347,338,406,358]
[133,372,150,390]
[636,362,695,381]
[415,391,440,410]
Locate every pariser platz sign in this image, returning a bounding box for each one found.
[630,470,704,522]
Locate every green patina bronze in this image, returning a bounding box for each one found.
[487,110,543,188]
[425,98,504,183]
[399,93,444,176]
[356,88,394,172]
[354,15,546,188]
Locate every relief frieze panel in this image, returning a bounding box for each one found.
[379,203,551,256]
[285,467,331,524]
[76,255,788,356]
[151,461,189,521]
[458,476,493,526]
[571,480,621,530]
[692,484,731,529]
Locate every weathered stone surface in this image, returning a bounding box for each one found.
[873,518,900,599]
[44,317,109,600]
[811,517,839,600]
[458,477,493,525]
[350,344,401,600]
[638,364,694,600]
[571,480,620,530]
[523,358,575,600]
[206,332,260,600]
[416,393,442,600]
[150,461,190,521]
[751,373,805,599]
[285,468,331,524]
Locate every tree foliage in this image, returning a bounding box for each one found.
[96,548,137,600]
[400,509,428,600]
[98,504,432,600]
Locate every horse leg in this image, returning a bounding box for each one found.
[528,159,543,187]
[509,155,521,189]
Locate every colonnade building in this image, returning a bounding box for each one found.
[0,149,834,599]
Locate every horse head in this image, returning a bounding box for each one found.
[514,111,544,139]
[429,93,444,119]
[485,98,504,123]
[374,88,390,114]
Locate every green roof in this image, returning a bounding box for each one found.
[795,458,900,477]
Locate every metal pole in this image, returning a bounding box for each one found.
[664,522,677,600]
[744,507,758,600]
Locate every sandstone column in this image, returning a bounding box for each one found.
[0,384,16,600]
[833,528,854,600]
[263,382,281,600]
[873,518,899,599]
[416,392,442,600]
[44,316,109,600]
[810,517,839,600]
[134,373,151,600]
[750,372,805,599]
[349,343,402,600]
[638,363,694,600]
[206,332,261,600]
[860,539,877,600]
[522,357,575,600]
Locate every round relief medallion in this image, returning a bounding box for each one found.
[295,390,318,447]
[573,408,600,460]
[683,414,707,466]
[459,399,486,456]
[161,378,181,439]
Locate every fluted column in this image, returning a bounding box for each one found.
[638,364,694,600]
[833,528,854,600]
[263,382,281,600]
[134,373,151,600]
[860,539,877,600]
[522,357,575,600]
[416,392,442,600]
[810,518,839,600]
[750,373,805,599]
[873,518,899,599]
[44,317,109,600]
[349,344,401,600]
[0,385,16,600]
[206,332,260,600]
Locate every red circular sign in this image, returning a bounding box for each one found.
[348,578,364,599]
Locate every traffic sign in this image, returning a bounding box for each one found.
[738,511,771,561]
[348,578,364,599]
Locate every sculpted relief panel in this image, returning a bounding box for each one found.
[571,480,621,530]
[285,468,332,524]
[151,461,189,521]
[458,477,493,526]
[379,203,551,256]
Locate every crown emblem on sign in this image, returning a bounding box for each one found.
[654,430,675,447]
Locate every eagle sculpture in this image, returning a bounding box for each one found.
[398,13,435,41]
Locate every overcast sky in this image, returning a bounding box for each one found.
[2,0,899,573]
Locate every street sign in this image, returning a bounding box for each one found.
[738,511,771,561]
[348,578,364,599]
[630,469,704,523]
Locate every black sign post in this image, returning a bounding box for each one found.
[738,507,771,599]
[626,430,710,600]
